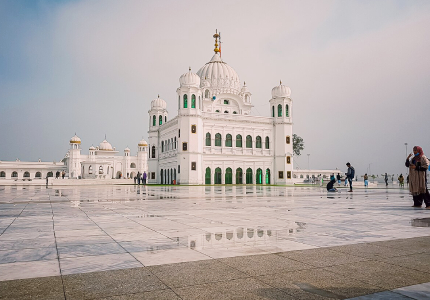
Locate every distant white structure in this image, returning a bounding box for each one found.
[64,134,148,179]
[0,135,148,182]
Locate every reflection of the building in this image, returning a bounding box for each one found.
[187,222,300,250]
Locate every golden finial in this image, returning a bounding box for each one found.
[158,94,159,98]
[243,81,246,86]
[213,29,220,54]
[189,66,191,71]
[280,80,282,85]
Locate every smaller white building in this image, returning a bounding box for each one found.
[65,134,148,179]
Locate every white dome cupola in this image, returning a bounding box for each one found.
[179,67,200,88]
[151,95,167,110]
[271,81,291,98]
[99,139,113,151]
[69,133,81,149]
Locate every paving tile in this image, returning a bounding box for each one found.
[63,267,167,299]
[60,253,141,275]
[57,242,126,258]
[331,243,414,259]
[148,259,248,288]
[277,246,370,267]
[346,291,413,299]
[377,252,430,274]
[394,281,430,300]
[0,260,60,281]
[0,247,57,264]
[173,277,295,300]
[218,253,313,276]
[325,260,430,290]
[132,248,211,266]
[257,268,383,299]
[99,289,181,299]
[0,275,64,300]
[372,236,430,254]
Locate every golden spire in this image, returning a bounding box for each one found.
[213,29,220,54]
[280,80,282,85]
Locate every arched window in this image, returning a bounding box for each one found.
[256,136,262,148]
[215,133,221,146]
[205,89,209,98]
[265,136,270,149]
[236,168,243,184]
[224,111,228,114]
[205,167,211,184]
[174,137,177,149]
[272,106,275,117]
[152,115,156,126]
[88,166,93,174]
[130,163,136,168]
[286,104,289,117]
[246,135,252,148]
[278,104,282,117]
[161,141,164,152]
[191,94,196,108]
[161,169,164,184]
[266,169,271,184]
[159,115,162,125]
[183,94,188,108]
[300,174,304,178]
[23,171,30,178]
[233,111,237,114]
[165,116,167,122]
[47,172,53,177]
[236,135,242,147]
[256,168,263,184]
[151,146,155,158]
[205,133,211,146]
[246,168,253,184]
[215,110,220,113]
[225,134,232,147]
[225,168,232,184]
[99,166,103,174]
[215,167,222,184]
[0,171,5,177]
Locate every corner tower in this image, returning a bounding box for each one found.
[270,82,294,184]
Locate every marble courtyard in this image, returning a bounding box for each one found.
[1,185,430,299]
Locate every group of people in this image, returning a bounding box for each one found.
[327,162,355,192]
[134,171,147,185]
[325,146,429,209]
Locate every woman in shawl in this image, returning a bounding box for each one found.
[405,146,430,208]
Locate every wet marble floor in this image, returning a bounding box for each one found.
[0,185,429,282]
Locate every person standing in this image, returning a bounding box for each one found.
[384,173,388,186]
[405,146,430,208]
[143,171,147,185]
[336,173,341,186]
[398,174,404,188]
[364,173,369,187]
[137,172,141,185]
[345,162,355,192]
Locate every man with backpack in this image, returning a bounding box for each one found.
[345,162,355,192]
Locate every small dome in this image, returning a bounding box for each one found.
[272,81,291,98]
[138,139,148,147]
[179,68,200,87]
[99,139,113,151]
[124,147,130,152]
[70,134,81,144]
[151,95,167,110]
[89,145,96,150]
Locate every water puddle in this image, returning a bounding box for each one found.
[411,218,430,227]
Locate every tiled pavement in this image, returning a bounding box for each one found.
[0,185,429,299]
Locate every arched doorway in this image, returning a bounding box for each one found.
[266,169,271,184]
[236,168,243,184]
[225,168,232,184]
[161,169,164,184]
[205,167,211,184]
[256,168,263,184]
[215,168,222,184]
[24,171,30,178]
[246,168,253,184]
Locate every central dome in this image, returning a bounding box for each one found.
[197,53,241,94]
[99,139,113,151]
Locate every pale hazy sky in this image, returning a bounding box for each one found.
[1,0,429,176]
